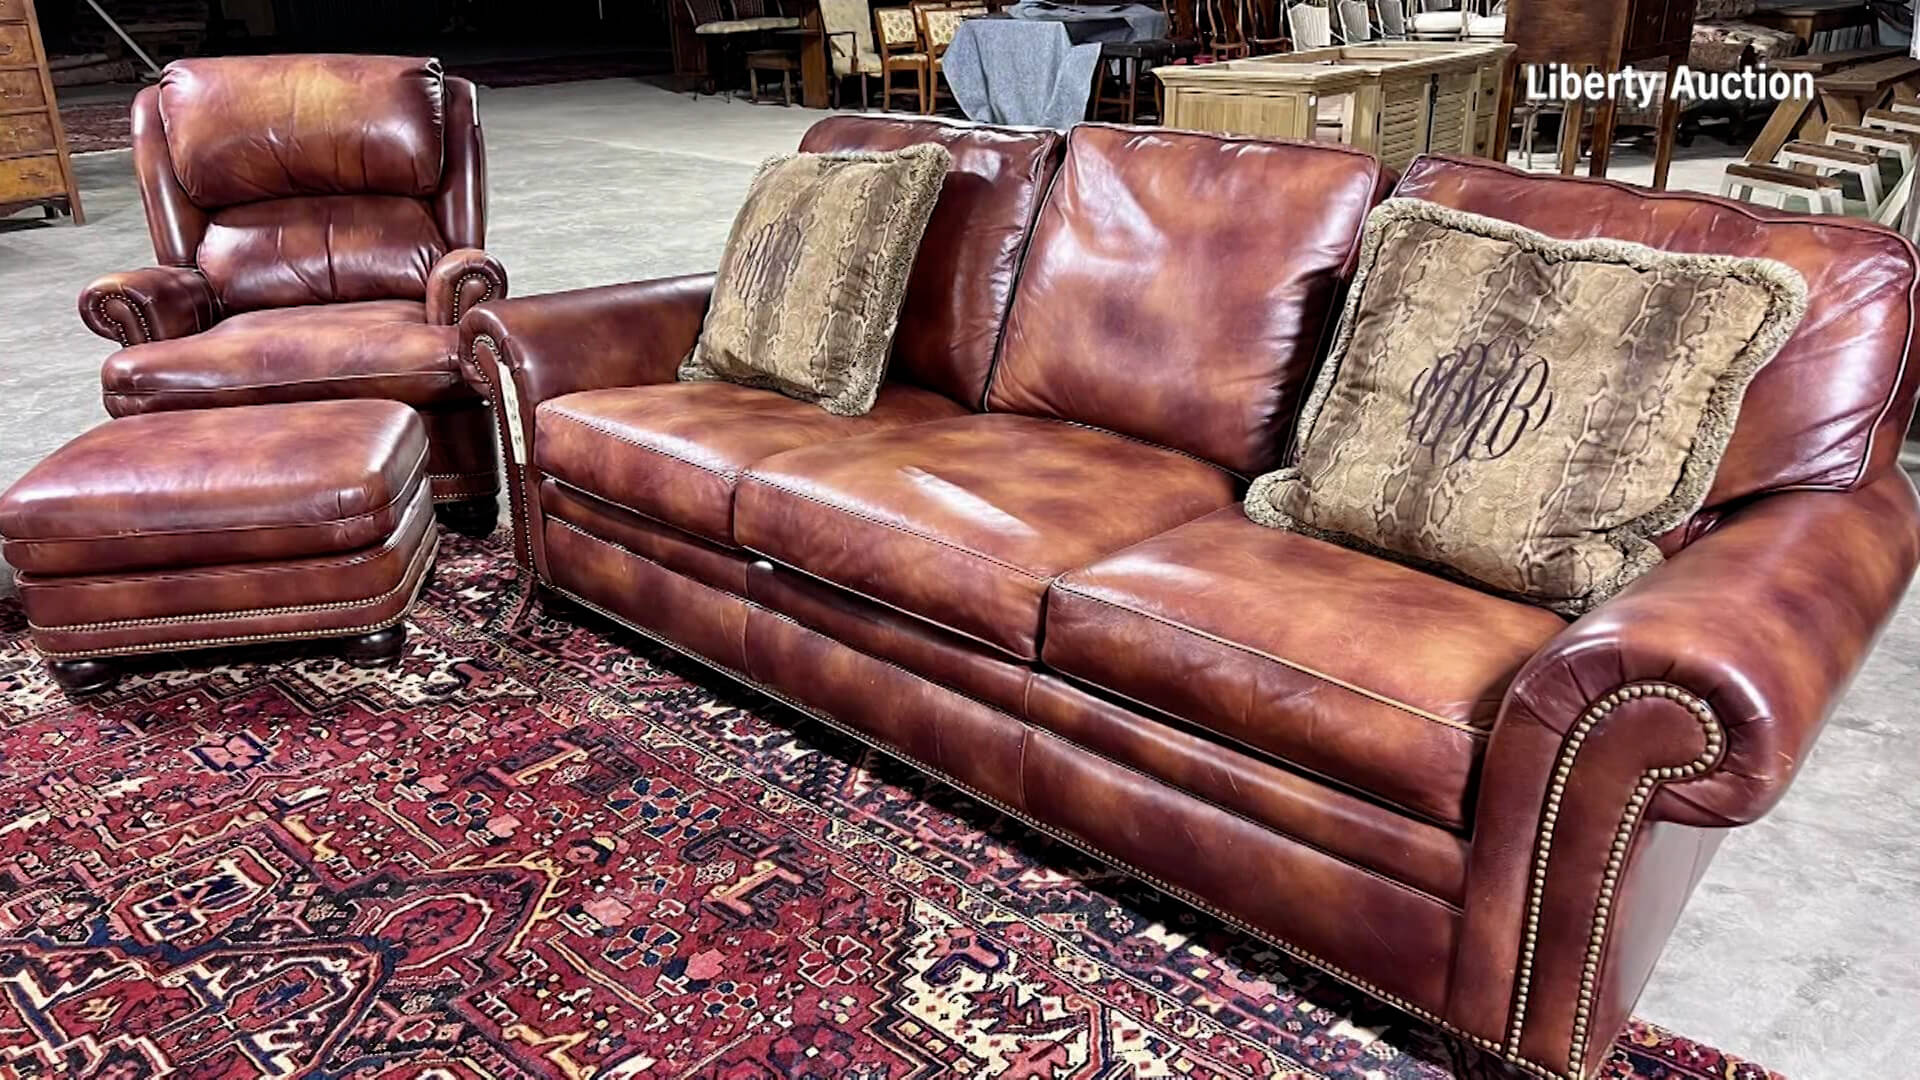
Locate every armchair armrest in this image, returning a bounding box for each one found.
[426,248,510,326]
[1449,469,1920,1080]
[457,273,714,574]
[77,267,218,345]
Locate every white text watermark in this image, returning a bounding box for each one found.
[1524,63,1813,110]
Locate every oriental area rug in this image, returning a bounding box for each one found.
[0,535,1781,1079]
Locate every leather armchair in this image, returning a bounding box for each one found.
[77,55,508,536]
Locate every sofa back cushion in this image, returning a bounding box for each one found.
[799,115,1065,408]
[158,55,447,208]
[1397,155,1920,501]
[987,125,1390,476]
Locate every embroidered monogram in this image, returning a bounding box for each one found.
[731,220,805,305]
[1408,339,1554,464]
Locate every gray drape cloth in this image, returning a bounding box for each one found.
[944,4,1170,128]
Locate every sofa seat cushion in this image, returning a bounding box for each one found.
[1044,508,1568,828]
[534,380,970,547]
[101,301,473,414]
[736,413,1238,660]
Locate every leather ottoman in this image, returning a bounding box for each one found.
[0,400,439,694]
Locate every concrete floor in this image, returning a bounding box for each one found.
[1,80,1915,1077]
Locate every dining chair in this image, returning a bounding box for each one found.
[821,0,883,107]
[1464,0,1505,40]
[1337,0,1371,42]
[1374,0,1406,38]
[919,4,982,112]
[1287,2,1333,49]
[874,6,930,112]
[1407,0,1466,39]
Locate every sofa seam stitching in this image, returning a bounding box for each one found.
[1049,584,1488,735]
[538,406,739,483]
[739,476,1052,581]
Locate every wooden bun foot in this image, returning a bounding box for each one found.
[341,625,407,667]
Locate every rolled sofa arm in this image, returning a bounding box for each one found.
[426,247,510,326]
[1450,467,1920,1080]
[1508,467,1920,829]
[77,266,218,345]
[458,273,715,574]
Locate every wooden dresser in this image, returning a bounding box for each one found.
[0,0,83,224]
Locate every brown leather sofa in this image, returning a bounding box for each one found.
[461,116,1920,1080]
[77,55,506,537]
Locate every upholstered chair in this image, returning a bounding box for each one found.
[821,0,884,107]
[77,55,506,537]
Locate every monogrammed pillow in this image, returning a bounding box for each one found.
[680,144,951,416]
[1246,199,1808,615]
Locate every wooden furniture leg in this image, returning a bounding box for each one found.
[1492,61,1517,161]
[1558,95,1586,176]
[1652,84,1681,189]
[1587,91,1619,178]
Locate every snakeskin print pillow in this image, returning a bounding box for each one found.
[681,144,951,415]
[1245,198,1807,615]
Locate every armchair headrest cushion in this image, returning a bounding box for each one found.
[158,54,446,209]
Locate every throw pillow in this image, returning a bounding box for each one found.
[1245,198,1808,615]
[680,143,952,415]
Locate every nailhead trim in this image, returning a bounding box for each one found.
[449,269,496,324]
[466,333,537,569]
[91,293,147,346]
[1502,682,1725,1072]
[29,531,438,660]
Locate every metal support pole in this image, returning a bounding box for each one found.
[79,0,163,78]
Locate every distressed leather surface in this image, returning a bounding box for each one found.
[736,413,1236,660]
[157,55,445,207]
[77,266,218,345]
[101,302,473,412]
[426,248,509,327]
[197,196,445,312]
[540,479,752,596]
[1046,508,1564,828]
[988,125,1389,475]
[0,401,427,576]
[1397,154,1920,503]
[1025,675,1470,902]
[534,381,968,547]
[435,76,487,251]
[130,86,205,266]
[460,275,716,406]
[16,484,436,657]
[746,559,1036,716]
[740,611,1464,1017]
[799,115,1064,407]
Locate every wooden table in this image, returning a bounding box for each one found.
[1747,1,1877,52]
[1155,42,1513,172]
[1741,47,1920,163]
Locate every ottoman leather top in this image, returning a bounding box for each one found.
[0,400,428,577]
